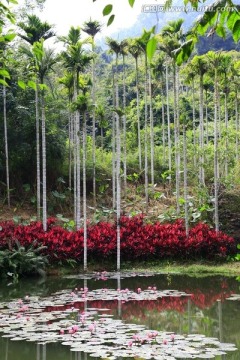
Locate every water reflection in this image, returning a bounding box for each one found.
[36,344,46,360]
[0,273,240,360]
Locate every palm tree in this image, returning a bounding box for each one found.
[158,19,185,215]
[82,19,102,211]
[72,75,92,271]
[128,39,143,170]
[18,14,55,221]
[18,15,55,45]
[219,53,231,177]
[119,39,128,198]
[183,125,189,236]
[152,53,167,167]
[202,75,213,145]
[182,61,197,169]
[231,59,240,162]
[59,72,74,189]
[136,27,155,208]
[3,82,10,206]
[36,43,57,231]
[82,19,102,39]
[207,51,222,232]
[60,26,92,229]
[0,44,11,207]
[20,40,56,231]
[106,37,122,270]
[191,54,208,186]
[165,59,172,183]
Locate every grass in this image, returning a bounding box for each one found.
[47,260,240,277]
[134,263,240,277]
[121,260,240,277]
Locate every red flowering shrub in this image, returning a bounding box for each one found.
[88,222,116,258]
[0,216,236,263]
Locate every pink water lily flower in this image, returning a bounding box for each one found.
[72,325,79,332]
[19,305,29,312]
[88,323,95,333]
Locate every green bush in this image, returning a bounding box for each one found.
[0,240,49,282]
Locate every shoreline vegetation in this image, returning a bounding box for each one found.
[0,211,240,280]
[47,261,240,278]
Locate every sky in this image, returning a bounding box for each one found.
[35,0,150,39]
[12,0,158,50]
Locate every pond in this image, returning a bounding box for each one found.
[0,272,240,360]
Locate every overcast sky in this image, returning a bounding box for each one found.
[35,0,150,39]
[11,0,163,50]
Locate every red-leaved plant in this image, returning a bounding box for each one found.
[0,216,236,263]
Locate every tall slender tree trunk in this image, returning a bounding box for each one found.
[161,81,166,165]
[173,64,180,214]
[92,50,97,211]
[149,66,154,188]
[35,79,41,220]
[3,84,10,207]
[205,90,209,146]
[224,91,229,177]
[101,127,104,149]
[68,112,73,189]
[115,55,121,271]
[214,68,219,232]
[116,111,121,271]
[74,74,81,230]
[235,86,239,162]
[136,57,142,170]
[183,125,189,236]
[112,66,116,210]
[75,109,81,230]
[83,112,87,271]
[192,79,197,169]
[122,54,127,198]
[217,90,221,141]
[166,64,172,184]
[41,91,47,231]
[73,112,77,223]
[199,73,205,186]
[144,53,149,208]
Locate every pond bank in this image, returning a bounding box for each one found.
[48,261,240,278]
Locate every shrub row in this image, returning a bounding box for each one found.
[0,216,236,263]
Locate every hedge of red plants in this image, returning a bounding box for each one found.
[0,216,236,263]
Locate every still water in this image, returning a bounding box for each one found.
[0,272,240,360]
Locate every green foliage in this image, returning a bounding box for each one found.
[0,240,49,281]
[234,244,240,261]
[107,14,115,26]
[158,192,214,224]
[56,214,76,231]
[94,147,113,182]
[103,4,113,16]
[194,2,240,42]
[146,37,157,61]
